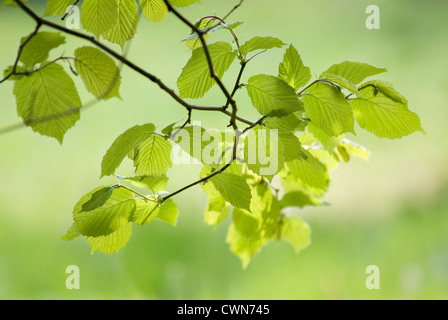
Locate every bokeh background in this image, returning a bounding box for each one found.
[0,0,447,299]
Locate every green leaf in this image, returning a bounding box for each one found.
[103,0,139,49]
[321,73,362,97]
[281,216,311,253]
[309,148,340,171]
[307,122,344,153]
[244,127,281,180]
[281,148,328,192]
[3,0,29,8]
[183,21,243,42]
[81,186,115,212]
[338,139,370,161]
[74,46,121,100]
[173,125,220,163]
[122,175,169,193]
[132,199,159,225]
[246,74,304,116]
[86,223,132,254]
[226,224,263,269]
[19,32,65,68]
[202,181,229,227]
[60,225,81,241]
[13,63,82,143]
[280,191,322,209]
[101,124,156,177]
[301,82,355,136]
[184,18,214,51]
[169,0,201,6]
[44,0,74,16]
[264,112,307,133]
[320,61,387,85]
[233,207,261,238]
[177,42,236,99]
[239,36,285,55]
[210,172,252,211]
[3,65,27,81]
[140,0,167,23]
[73,187,136,237]
[3,0,28,8]
[134,135,173,177]
[360,80,408,104]
[278,45,311,90]
[250,183,281,239]
[157,199,179,226]
[351,86,424,139]
[81,0,119,37]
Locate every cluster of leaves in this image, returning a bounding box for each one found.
[1,0,424,268]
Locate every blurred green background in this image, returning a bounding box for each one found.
[0,0,447,299]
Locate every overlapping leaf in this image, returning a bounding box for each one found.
[351,86,424,139]
[13,63,82,143]
[177,42,236,99]
[301,82,355,137]
[74,46,121,100]
[246,74,304,116]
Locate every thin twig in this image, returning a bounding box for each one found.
[222,0,245,21]
[61,0,80,21]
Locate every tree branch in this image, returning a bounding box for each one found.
[12,0,249,123]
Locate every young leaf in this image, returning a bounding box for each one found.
[101,124,156,177]
[140,0,168,23]
[321,73,362,97]
[81,186,115,212]
[280,191,322,209]
[177,42,236,99]
[134,135,173,177]
[307,122,344,153]
[250,183,282,239]
[226,224,263,269]
[74,46,121,100]
[60,225,81,241]
[360,80,408,104]
[13,63,82,143]
[338,139,370,161]
[86,223,132,254]
[309,148,340,171]
[3,65,28,81]
[279,45,311,90]
[169,0,201,6]
[320,61,387,85]
[232,207,261,239]
[281,216,311,253]
[184,18,214,50]
[301,82,355,137]
[351,86,424,139]
[202,181,230,227]
[122,175,169,193]
[183,21,243,44]
[244,127,281,180]
[19,32,65,68]
[210,172,252,211]
[81,0,119,37]
[73,187,136,237]
[246,74,304,116]
[239,36,285,55]
[157,199,179,226]
[44,0,74,16]
[264,112,306,133]
[132,199,160,225]
[281,148,328,192]
[103,0,139,49]
[3,0,29,7]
